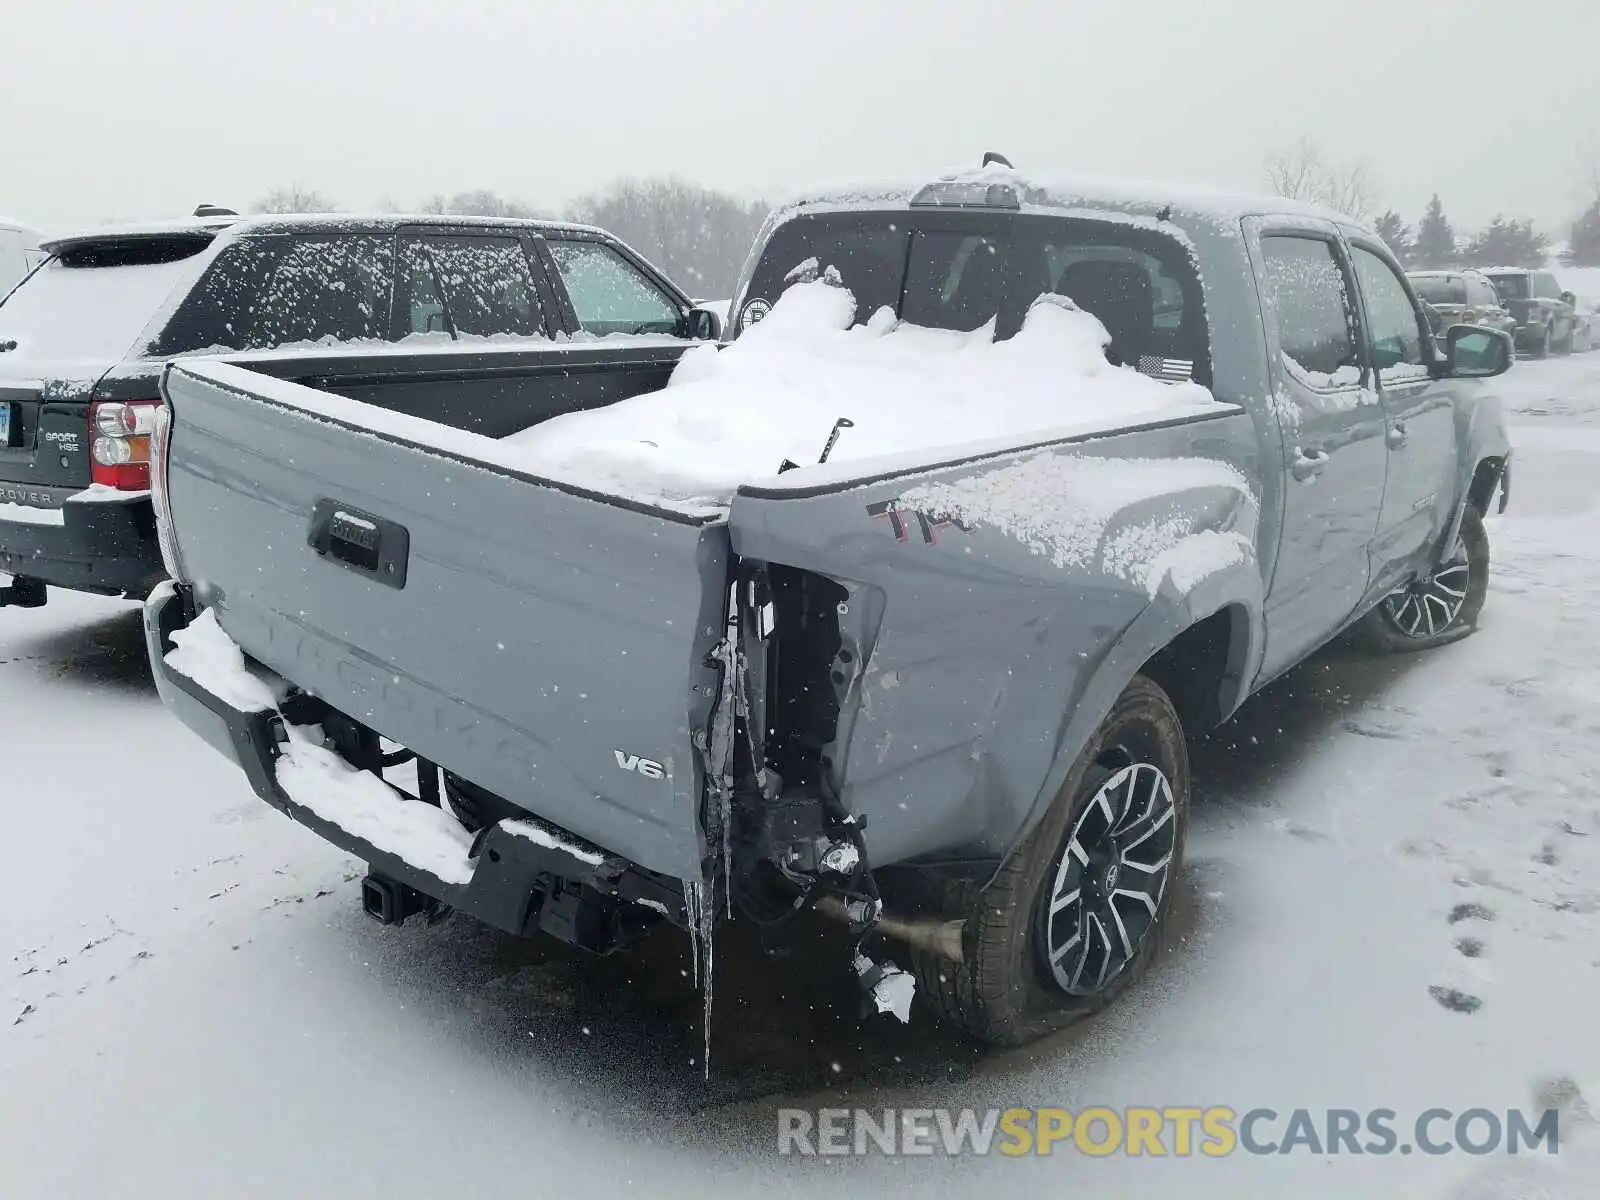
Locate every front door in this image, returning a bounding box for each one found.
[1255,226,1390,681]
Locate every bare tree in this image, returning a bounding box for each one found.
[565,178,769,296]
[415,190,546,219]
[252,185,338,214]
[1263,138,1379,222]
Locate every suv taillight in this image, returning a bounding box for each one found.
[88,399,160,490]
[148,401,187,583]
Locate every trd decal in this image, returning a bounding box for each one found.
[866,499,970,545]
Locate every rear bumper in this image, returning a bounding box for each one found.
[143,583,689,945]
[0,491,162,596]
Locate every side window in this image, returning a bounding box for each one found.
[1538,273,1563,300]
[547,241,681,336]
[401,239,449,336]
[1259,235,1362,389]
[901,231,1005,333]
[156,234,395,354]
[1351,247,1427,380]
[418,236,543,339]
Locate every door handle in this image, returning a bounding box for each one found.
[1291,448,1329,482]
[1387,422,1408,449]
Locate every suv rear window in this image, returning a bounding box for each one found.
[737,212,1209,383]
[152,233,396,355]
[0,237,210,365]
[1411,275,1466,305]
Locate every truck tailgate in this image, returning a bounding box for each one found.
[158,360,729,881]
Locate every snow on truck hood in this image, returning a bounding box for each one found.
[502,279,1234,509]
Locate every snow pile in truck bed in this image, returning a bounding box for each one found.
[501,279,1229,509]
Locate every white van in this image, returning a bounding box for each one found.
[0,217,44,299]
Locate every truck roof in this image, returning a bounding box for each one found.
[770,164,1362,232]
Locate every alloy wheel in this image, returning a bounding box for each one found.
[1042,760,1177,996]
[1381,537,1470,639]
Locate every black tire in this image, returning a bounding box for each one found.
[909,675,1189,1046]
[1361,504,1489,654]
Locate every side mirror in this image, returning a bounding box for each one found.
[1561,291,1576,307]
[686,306,724,341]
[1446,325,1513,379]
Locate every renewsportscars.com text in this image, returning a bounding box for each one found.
[777,1106,1561,1158]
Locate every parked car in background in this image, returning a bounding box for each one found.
[0,207,716,610]
[146,166,1513,1046]
[1407,269,1517,340]
[1482,267,1578,357]
[0,216,42,297]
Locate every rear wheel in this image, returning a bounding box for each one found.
[1362,505,1489,654]
[910,675,1188,1045]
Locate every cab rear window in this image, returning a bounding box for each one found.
[736,212,1210,384]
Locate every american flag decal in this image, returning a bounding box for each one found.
[1137,355,1194,383]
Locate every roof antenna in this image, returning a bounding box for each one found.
[982,151,1013,169]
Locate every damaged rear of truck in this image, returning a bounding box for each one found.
[144,354,1259,1047]
[143,174,1298,1048]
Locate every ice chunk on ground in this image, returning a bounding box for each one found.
[502,280,1230,509]
[854,954,916,1023]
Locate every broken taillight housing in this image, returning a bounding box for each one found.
[88,399,160,490]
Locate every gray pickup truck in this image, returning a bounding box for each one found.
[144,167,1513,1047]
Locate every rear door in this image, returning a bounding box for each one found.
[1251,221,1388,678]
[393,228,556,342]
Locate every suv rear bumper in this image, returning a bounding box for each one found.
[143,583,689,947]
[0,491,163,597]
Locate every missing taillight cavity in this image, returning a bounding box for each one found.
[149,401,188,582]
[88,399,160,490]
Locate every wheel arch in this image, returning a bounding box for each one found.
[987,563,1264,883]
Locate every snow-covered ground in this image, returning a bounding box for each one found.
[4,355,1600,1197]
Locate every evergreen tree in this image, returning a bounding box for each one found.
[1466,217,1550,269]
[1414,194,1456,268]
[1374,210,1413,263]
[1570,198,1600,267]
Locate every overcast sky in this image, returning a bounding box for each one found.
[3,0,1597,236]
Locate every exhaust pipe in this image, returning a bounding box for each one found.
[815,895,965,963]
